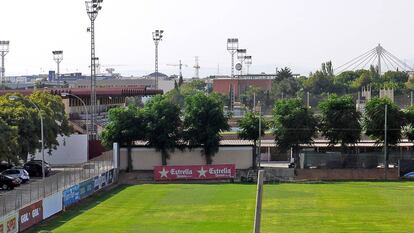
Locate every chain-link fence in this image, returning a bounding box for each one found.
[0,152,114,217]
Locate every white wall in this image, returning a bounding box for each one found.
[34,134,88,165]
[120,146,253,170]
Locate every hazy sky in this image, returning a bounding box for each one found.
[2,0,414,78]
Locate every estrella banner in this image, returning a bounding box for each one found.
[154,164,236,181]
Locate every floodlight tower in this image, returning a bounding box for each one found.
[152,30,164,89]
[227,38,239,78]
[245,55,252,75]
[237,49,247,75]
[0,41,10,86]
[85,0,103,140]
[52,50,63,86]
[193,56,200,79]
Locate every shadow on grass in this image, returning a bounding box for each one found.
[26,185,129,233]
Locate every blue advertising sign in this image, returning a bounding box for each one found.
[79,179,94,199]
[94,176,100,191]
[107,169,114,184]
[63,184,80,208]
[100,172,107,188]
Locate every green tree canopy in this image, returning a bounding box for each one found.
[238,112,268,168]
[183,92,229,164]
[143,95,182,165]
[101,106,147,171]
[0,118,18,163]
[272,98,317,159]
[364,97,404,145]
[319,95,361,150]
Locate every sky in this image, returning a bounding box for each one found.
[1,0,414,78]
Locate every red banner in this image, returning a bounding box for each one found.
[19,200,43,231]
[154,164,236,180]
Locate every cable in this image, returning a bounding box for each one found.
[381,53,397,71]
[384,50,413,71]
[350,52,377,71]
[361,53,378,70]
[334,48,376,71]
[383,51,406,71]
[336,50,377,74]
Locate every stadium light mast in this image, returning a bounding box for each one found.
[0,41,10,87]
[85,0,103,140]
[245,55,252,75]
[227,38,239,78]
[152,30,164,89]
[237,49,247,75]
[52,50,63,86]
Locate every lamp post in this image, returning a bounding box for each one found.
[257,101,262,169]
[152,30,164,89]
[52,50,63,87]
[85,0,103,140]
[9,96,45,180]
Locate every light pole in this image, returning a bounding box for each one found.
[52,50,63,87]
[85,0,103,140]
[237,49,247,76]
[245,55,252,75]
[227,38,239,78]
[0,41,10,87]
[257,101,262,169]
[152,30,164,89]
[9,96,45,180]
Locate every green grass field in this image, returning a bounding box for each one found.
[29,182,414,233]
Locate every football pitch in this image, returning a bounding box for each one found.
[29,182,414,233]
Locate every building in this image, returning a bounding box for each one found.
[212,74,275,98]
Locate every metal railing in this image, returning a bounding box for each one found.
[0,152,114,217]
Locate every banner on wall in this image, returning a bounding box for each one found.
[63,184,80,208]
[19,200,43,232]
[154,164,236,181]
[94,176,101,191]
[107,169,114,184]
[79,179,94,199]
[100,172,107,188]
[2,211,18,233]
[43,192,63,219]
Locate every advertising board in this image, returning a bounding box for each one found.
[100,172,107,188]
[43,192,63,219]
[94,176,100,191]
[63,185,80,208]
[19,200,43,232]
[3,211,18,233]
[107,169,114,184]
[79,179,94,199]
[154,164,236,181]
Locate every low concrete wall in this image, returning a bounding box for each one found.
[296,168,399,180]
[120,146,253,170]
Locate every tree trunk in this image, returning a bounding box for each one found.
[161,149,168,166]
[206,154,213,165]
[293,146,300,169]
[127,143,132,172]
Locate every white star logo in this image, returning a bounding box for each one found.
[159,168,169,178]
[198,167,207,177]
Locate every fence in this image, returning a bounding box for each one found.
[0,152,114,218]
[299,151,414,169]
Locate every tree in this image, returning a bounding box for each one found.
[272,67,300,99]
[183,92,229,164]
[29,91,72,153]
[0,118,18,163]
[101,106,146,171]
[272,98,317,163]
[304,61,336,94]
[333,71,359,94]
[319,95,361,152]
[364,97,405,169]
[238,112,268,168]
[404,105,414,142]
[143,95,182,165]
